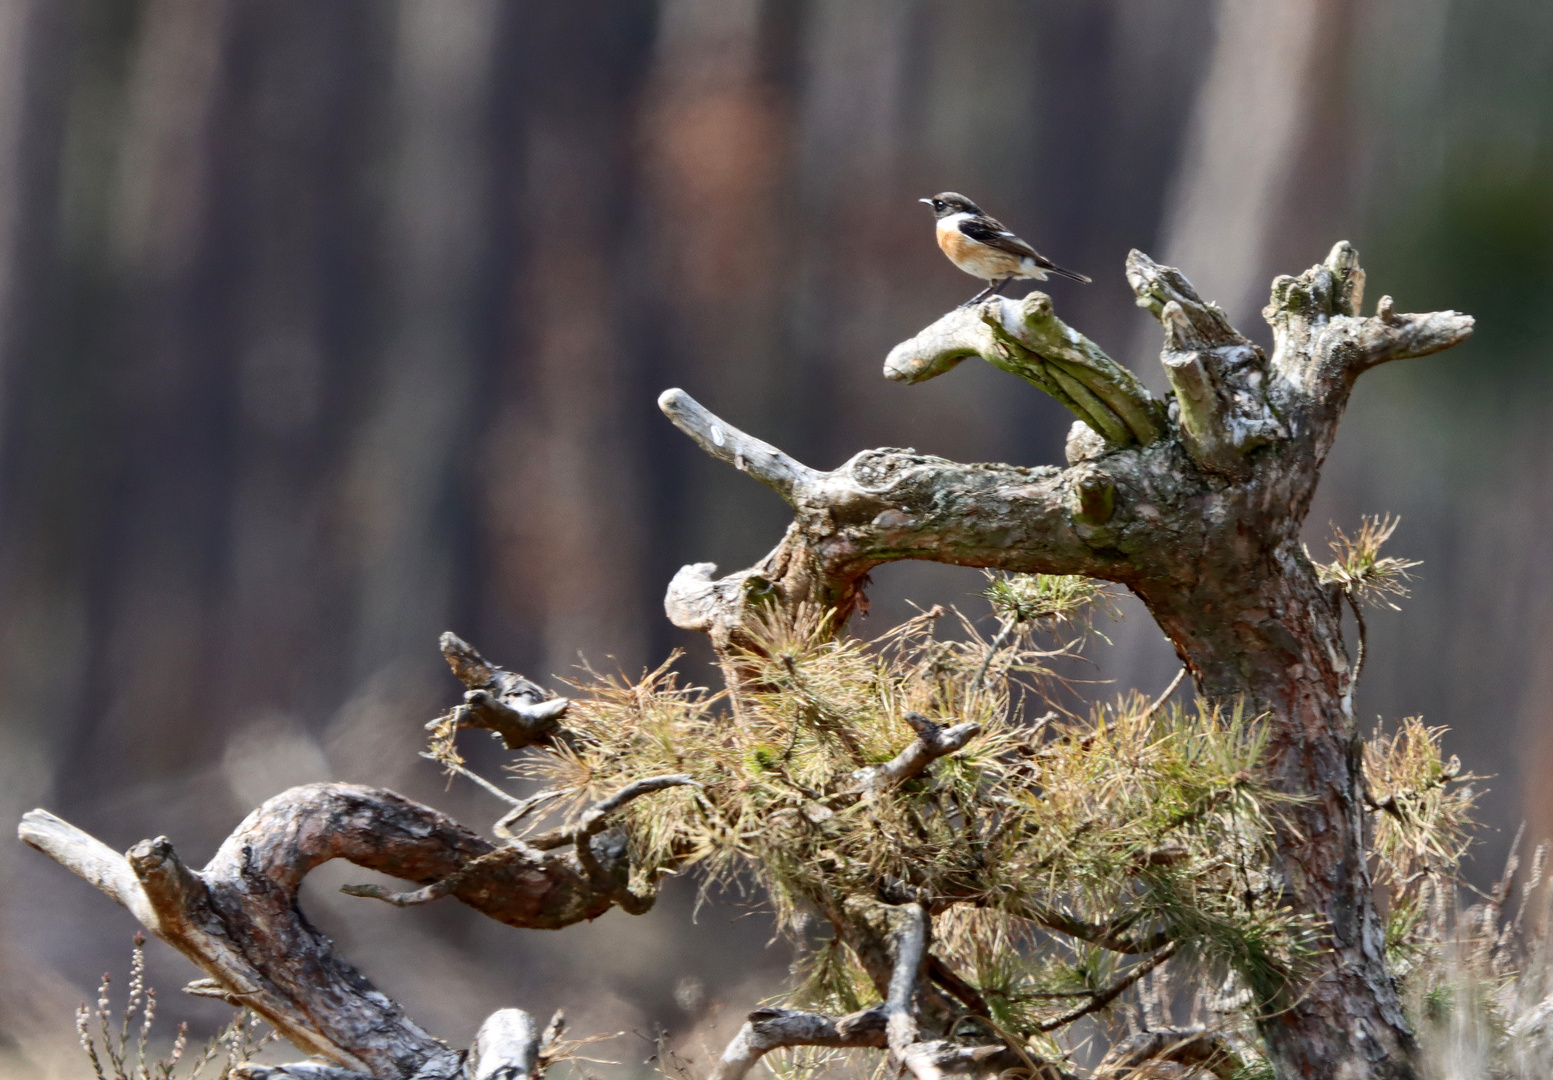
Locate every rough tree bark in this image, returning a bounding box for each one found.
[660,242,1471,1079]
[16,243,1469,1080]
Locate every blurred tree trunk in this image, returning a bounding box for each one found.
[638,0,797,578]
[1159,0,1345,329]
[344,0,500,681]
[81,0,233,777]
[482,2,656,680]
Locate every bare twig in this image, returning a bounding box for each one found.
[971,619,1017,691]
[710,1007,886,1080]
[1142,667,1187,720]
[532,775,699,849]
[564,776,698,916]
[851,714,981,799]
[491,788,569,840]
[1037,943,1178,1032]
[419,753,526,808]
[1346,591,1368,689]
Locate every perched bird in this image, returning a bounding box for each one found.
[920,192,1090,305]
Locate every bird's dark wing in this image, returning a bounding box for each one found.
[958,215,1091,282]
[958,215,1041,260]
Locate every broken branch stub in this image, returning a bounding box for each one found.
[850,712,981,799]
[432,632,569,749]
[1266,241,1473,410]
[1125,249,1284,476]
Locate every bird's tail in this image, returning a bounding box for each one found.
[1047,262,1092,284]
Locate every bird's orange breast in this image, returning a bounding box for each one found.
[936,225,963,258]
[937,222,1021,279]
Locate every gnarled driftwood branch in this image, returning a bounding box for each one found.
[19,779,645,1078]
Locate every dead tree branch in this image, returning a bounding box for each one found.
[884,901,929,1056]
[711,1007,887,1080]
[884,292,1165,449]
[18,783,640,1078]
[1035,943,1178,1031]
[850,713,981,799]
[883,903,1038,1080]
[431,632,570,749]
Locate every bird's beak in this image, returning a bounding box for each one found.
[918,198,932,205]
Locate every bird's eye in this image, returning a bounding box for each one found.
[932,200,943,209]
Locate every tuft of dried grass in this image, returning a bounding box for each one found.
[1398,838,1553,1079]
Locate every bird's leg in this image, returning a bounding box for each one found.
[958,282,997,308]
[988,277,1013,297]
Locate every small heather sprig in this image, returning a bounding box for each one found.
[74,936,272,1080]
[77,1000,107,1080]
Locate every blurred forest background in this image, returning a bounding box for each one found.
[1,0,1551,1075]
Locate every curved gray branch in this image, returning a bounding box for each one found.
[884,901,928,1054]
[881,304,996,385]
[658,391,1114,649]
[711,1007,887,1080]
[658,388,818,503]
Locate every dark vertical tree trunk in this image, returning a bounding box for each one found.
[1139,544,1406,1074]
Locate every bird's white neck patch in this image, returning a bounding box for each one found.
[936,211,973,232]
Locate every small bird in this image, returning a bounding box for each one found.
[920,192,1090,305]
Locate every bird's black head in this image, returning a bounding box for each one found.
[919,192,983,219]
